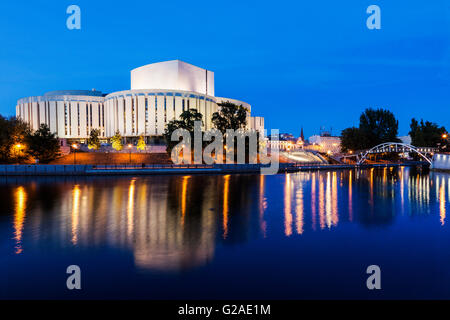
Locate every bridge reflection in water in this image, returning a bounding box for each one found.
[4,167,450,272]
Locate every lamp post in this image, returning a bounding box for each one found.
[128,144,132,164]
[72,143,78,165]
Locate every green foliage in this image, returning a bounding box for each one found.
[340,127,363,152]
[87,129,101,150]
[340,108,400,152]
[0,115,30,163]
[25,124,60,163]
[111,130,123,151]
[163,109,203,156]
[359,108,399,146]
[409,118,448,148]
[137,134,146,151]
[212,102,248,134]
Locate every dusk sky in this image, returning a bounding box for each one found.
[0,0,448,138]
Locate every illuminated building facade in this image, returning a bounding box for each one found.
[16,60,265,140]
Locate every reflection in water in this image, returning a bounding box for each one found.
[223,175,230,239]
[4,167,450,273]
[440,177,446,225]
[349,170,353,221]
[332,172,338,226]
[284,174,293,236]
[295,175,304,235]
[13,186,27,254]
[127,179,135,236]
[319,174,325,229]
[259,175,267,237]
[325,172,332,228]
[311,173,317,230]
[181,176,190,226]
[71,185,80,245]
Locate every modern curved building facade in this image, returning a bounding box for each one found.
[16,60,264,141]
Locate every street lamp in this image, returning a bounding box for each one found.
[14,144,22,159]
[442,133,448,139]
[72,143,78,165]
[128,144,132,164]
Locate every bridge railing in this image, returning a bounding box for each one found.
[356,142,434,165]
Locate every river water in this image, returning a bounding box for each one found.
[1,167,449,299]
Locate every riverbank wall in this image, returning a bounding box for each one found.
[431,153,450,172]
[0,162,428,176]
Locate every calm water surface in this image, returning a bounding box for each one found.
[1,167,450,299]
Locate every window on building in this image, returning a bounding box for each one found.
[145,97,148,133]
[131,97,135,134]
[64,103,68,135]
[77,103,80,136]
[164,96,167,123]
[123,99,126,133]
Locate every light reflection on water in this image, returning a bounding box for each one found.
[2,167,450,299]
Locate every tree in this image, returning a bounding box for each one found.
[340,127,363,152]
[137,134,146,151]
[25,124,60,163]
[87,129,101,150]
[409,118,447,148]
[212,102,248,134]
[163,109,203,156]
[111,130,123,151]
[359,108,400,147]
[340,108,400,152]
[0,116,30,163]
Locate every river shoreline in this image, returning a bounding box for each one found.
[0,162,433,176]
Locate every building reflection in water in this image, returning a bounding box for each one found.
[13,186,27,254]
[222,175,230,239]
[7,167,450,270]
[295,175,304,235]
[284,173,293,236]
[311,173,317,230]
[348,170,353,222]
[439,176,446,225]
[181,176,190,226]
[9,176,222,271]
[71,185,81,245]
[259,175,267,237]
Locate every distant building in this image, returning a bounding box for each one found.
[267,133,303,151]
[307,134,341,154]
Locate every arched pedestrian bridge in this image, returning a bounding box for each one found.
[355,142,436,165]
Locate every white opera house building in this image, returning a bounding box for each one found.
[16,60,265,143]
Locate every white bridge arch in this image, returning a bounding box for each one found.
[357,142,434,165]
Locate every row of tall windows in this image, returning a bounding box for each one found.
[112,94,210,136]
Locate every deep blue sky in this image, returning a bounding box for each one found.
[0,0,448,138]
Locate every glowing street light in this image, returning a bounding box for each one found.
[128,144,132,164]
[443,133,448,139]
[14,143,23,160]
[72,143,78,165]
